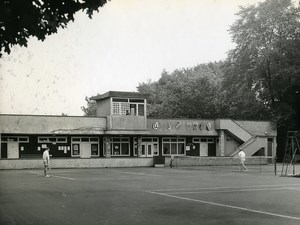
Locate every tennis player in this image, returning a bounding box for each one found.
[42,147,50,177]
[238,148,248,172]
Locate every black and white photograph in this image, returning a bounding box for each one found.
[0,0,300,224]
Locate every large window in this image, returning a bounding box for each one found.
[72,143,80,156]
[71,137,99,157]
[112,98,145,116]
[193,138,214,143]
[1,136,29,143]
[162,138,185,156]
[110,137,130,156]
[38,136,67,143]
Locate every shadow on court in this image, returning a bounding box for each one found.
[0,168,299,225]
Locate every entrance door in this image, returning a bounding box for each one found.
[141,143,153,157]
[200,142,208,156]
[80,143,91,158]
[7,142,19,159]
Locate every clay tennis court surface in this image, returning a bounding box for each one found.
[0,167,299,225]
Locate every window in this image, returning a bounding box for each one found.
[153,143,158,155]
[57,137,67,142]
[121,102,130,115]
[71,137,99,143]
[72,138,80,142]
[129,104,137,115]
[91,144,99,156]
[1,136,29,143]
[1,137,8,142]
[49,137,56,142]
[138,104,144,116]
[72,143,80,156]
[226,137,233,142]
[113,102,120,115]
[193,138,214,143]
[71,137,99,157]
[90,138,98,142]
[178,143,185,154]
[207,138,214,143]
[162,138,185,156]
[112,98,145,116]
[19,137,29,143]
[82,138,89,142]
[39,137,48,142]
[110,137,130,156]
[38,137,67,143]
[193,138,200,143]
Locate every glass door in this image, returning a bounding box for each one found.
[141,143,153,157]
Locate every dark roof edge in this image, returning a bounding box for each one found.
[91,91,150,100]
[0,114,105,118]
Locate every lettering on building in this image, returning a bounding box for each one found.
[152,121,161,130]
[167,122,172,130]
[199,122,205,130]
[193,122,198,131]
[175,121,181,129]
[206,122,212,131]
[152,120,213,132]
[186,122,192,131]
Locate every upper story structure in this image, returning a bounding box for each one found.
[91,91,149,133]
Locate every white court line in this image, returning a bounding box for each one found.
[29,171,77,181]
[148,191,300,221]
[79,177,138,181]
[164,187,291,195]
[287,187,300,191]
[112,171,161,177]
[30,171,139,181]
[151,183,300,192]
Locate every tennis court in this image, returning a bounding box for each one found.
[0,167,299,225]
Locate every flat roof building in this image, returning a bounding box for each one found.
[0,91,277,169]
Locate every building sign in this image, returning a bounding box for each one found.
[167,122,172,130]
[152,121,161,130]
[151,120,213,133]
[175,121,181,129]
[206,122,212,131]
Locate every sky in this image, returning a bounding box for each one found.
[0,0,262,116]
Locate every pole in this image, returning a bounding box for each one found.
[274,156,277,176]
[259,155,261,174]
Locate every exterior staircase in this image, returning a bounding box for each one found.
[230,136,265,157]
[215,119,252,142]
[215,119,265,157]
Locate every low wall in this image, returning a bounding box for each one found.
[165,156,269,167]
[0,157,154,169]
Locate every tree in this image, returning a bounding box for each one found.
[81,96,97,116]
[225,0,300,128]
[0,0,108,57]
[224,0,300,161]
[137,63,225,119]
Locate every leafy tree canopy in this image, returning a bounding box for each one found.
[81,96,97,116]
[138,63,226,119]
[224,0,300,128]
[0,0,108,57]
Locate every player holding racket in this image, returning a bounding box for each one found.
[238,148,248,172]
[42,147,51,177]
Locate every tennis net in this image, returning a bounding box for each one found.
[167,156,278,174]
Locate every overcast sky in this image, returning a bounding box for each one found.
[0,0,261,116]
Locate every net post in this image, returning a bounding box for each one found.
[259,155,261,174]
[274,156,277,176]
